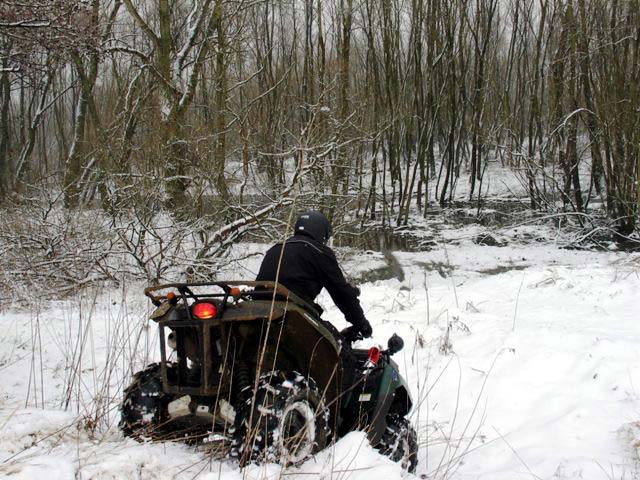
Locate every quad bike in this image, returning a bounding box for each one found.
[120,281,418,472]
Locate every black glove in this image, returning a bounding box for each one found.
[340,326,363,343]
[340,320,372,343]
[358,319,372,338]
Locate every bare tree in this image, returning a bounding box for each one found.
[0,0,637,246]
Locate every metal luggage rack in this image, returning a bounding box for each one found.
[144,280,313,314]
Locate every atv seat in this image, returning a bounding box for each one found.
[249,287,323,318]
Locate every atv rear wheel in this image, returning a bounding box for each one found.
[231,370,330,466]
[120,363,175,440]
[375,414,418,473]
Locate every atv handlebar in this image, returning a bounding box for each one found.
[341,328,405,356]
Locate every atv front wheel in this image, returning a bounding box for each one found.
[231,370,330,466]
[376,414,418,473]
[119,363,175,440]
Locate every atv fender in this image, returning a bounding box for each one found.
[367,359,413,445]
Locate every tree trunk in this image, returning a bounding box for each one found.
[213,0,230,201]
[0,66,9,195]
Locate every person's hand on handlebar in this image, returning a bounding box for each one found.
[340,319,372,343]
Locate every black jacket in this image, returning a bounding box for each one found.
[255,234,368,329]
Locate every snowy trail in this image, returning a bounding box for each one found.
[1,243,639,479]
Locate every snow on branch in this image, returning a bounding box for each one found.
[0,20,51,28]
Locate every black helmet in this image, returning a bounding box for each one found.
[294,210,332,244]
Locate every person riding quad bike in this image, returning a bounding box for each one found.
[119,213,418,472]
[256,211,372,342]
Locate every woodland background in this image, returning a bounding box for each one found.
[0,0,638,297]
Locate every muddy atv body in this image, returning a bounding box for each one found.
[120,281,417,471]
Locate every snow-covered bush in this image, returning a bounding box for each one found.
[0,198,114,301]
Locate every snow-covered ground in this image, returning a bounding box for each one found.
[1,232,639,479]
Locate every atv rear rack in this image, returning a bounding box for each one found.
[144,280,316,314]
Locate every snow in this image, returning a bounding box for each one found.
[1,237,639,478]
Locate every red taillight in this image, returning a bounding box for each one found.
[192,302,218,319]
[367,346,381,365]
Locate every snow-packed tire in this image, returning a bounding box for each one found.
[119,363,175,440]
[230,370,330,466]
[376,414,418,473]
